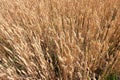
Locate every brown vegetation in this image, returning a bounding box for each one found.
[0,0,120,80]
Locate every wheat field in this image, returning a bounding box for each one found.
[0,0,120,80]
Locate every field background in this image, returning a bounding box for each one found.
[0,0,120,80]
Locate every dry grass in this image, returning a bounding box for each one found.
[0,0,120,80]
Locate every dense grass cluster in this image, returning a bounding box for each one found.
[0,0,120,80]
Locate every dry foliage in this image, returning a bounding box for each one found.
[0,0,120,80]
